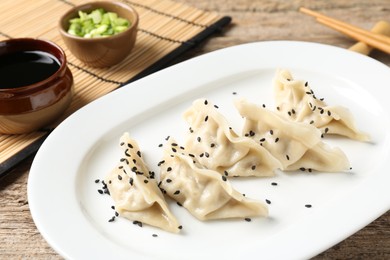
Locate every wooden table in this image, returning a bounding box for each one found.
[1,0,389,258]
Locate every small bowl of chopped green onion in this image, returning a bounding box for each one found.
[59,1,138,67]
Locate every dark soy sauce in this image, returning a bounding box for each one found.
[0,50,60,89]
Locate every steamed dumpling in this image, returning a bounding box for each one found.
[159,138,268,221]
[182,99,281,177]
[235,98,351,172]
[274,69,369,141]
[105,133,181,233]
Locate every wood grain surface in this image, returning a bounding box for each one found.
[1,0,389,259]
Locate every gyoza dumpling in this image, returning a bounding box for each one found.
[274,69,369,141]
[105,133,181,233]
[182,99,281,177]
[159,138,268,221]
[235,98,351,172]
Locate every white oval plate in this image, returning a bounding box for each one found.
[28,41,390,260]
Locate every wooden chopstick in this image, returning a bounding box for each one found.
[299,7,390,54]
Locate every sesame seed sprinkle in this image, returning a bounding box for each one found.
[166,179,172,183]
[174,190,180,195]
[178,225,183,229]
[152,234,158,237]
[222,176,227,181]
[305,204,312,208]
[158,143,163,147]
[245,218,251,222]
[271,182,278,186]
[95,179,100,183]
[118,175,122,180]
[204,100,208,105]
[265,199,271,204]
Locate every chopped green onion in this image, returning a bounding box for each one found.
[67,8,130,38]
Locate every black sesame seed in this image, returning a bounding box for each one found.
[251,165,256,170]
[178,225,183,229]
[199,153,204,157]
[305,81,308,87]
[188,153,195,158]
[144,179,149,184]
[166,178,172,183]
[165,136,170,141]
[232,92,237,95]
[205,152,210,158]
[205,115,209,122]
[167,167,172,172]
[115,211,119,217]
[158,160,165,166]
[180,146,185,150]
[305,204,312,208]
[308,168,312,173]
[270,130,273,135]
[288,111,292,116]
[98,189,103,194]
[171,143,178,146]
[310,120,314,124]
[131,166,137,172]
[95,179,100,183]
[328,110,332,116]
[158,143,163,147]
[108,216,115,222]
[249,130,255,136]
[306,91,312,95]
[286,154,290,160]
[210,143,215,148]
[291,109,296,114]
[222,176,227,181]
[120,142,125,146]
[204,100,208,105]
[259,138,266,142]
[224,171,229,176]
[129,178,134,186]
[245,218,251,222]
[111,205,115,210]
[214,105,219,109]
[172,147,177,153]
[275,137,279,143]
[276,106,280,110]
[197,137,201,142]
[128,143,133,149]
[120,158,129,164]
[271,182,278,186]
[299,167,306,171]
[118,175,122,180]
[262,104,266,108]
[325,127,329,133]
[265,199,271,204]
[137,151,142,157]
[152,234,158,237]
[174,190,180,195]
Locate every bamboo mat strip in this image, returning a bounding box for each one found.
[0,0,231,177]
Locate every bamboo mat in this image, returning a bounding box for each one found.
[0,0,231,176]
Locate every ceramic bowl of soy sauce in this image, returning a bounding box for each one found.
[0,38,74,134]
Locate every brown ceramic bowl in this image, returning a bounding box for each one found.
[0,38,74,134]
[59,1,139,68]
